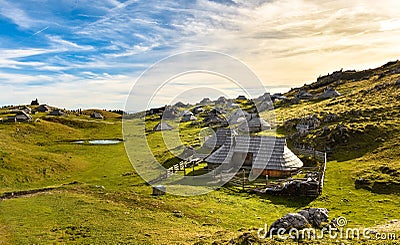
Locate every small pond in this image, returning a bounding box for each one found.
[72,139,122,145]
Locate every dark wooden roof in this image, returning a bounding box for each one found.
[205,136,303,171]
[153,122,173,131]
[204,128,236,148]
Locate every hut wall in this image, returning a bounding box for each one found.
[253,169,293,178]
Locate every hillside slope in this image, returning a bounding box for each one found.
[269,60,400,194]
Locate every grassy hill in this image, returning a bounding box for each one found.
[268,60,400,194]
[0,61,400,244]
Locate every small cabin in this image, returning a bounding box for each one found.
[153,122,173,131]
[49,109,65,116]
[91,112,104,119]
[236,95,247,101]
[31,98,39,106]
[206,136,303,178]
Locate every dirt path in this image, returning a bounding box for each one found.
[0,187,60,200]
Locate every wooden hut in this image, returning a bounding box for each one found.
[236,95,247,101]
[319,87,341,99]
[204,128,237,149]
[180,111,197,122]
[36,104,50,112]
[191,106,204,115]
[7,111,32,122]
[296,90,313,100]
[228,109,250,124]
[238,115,271,133]
[30,98,39,106]
[205,136,303,177]
[49,109,65,116]
[91,112,104,119]
[153,122,173,131]
[199,98,212,105]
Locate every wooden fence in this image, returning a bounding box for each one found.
[292,147,326,162]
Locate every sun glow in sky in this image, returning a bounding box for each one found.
[1,0,400,109]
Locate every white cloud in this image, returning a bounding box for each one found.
[1,0,400,109]
[46,35,94,51]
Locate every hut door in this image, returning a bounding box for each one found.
[244,153,253,167]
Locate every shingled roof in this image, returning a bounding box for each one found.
[238,116,271,133]
[153,122,173,131]
[204,128,237,148]
[205,136,303,171]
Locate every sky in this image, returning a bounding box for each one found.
[1,0,400,110]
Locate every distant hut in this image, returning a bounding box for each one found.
[153,122,174,131]
[199,98,212,105]
[257,101,273,112]
[296,115,320,133]
[204,128,237,149]
[226,101,240,109]
[49,109,65,116]
[203,109,227,126]
[147,107,165,116]
[319,87,341,99]
[174,101,187,108]
[36,104,50,112]
[238,115,271,133]
[205,136,303,177]
[236,95,247,101]
[179,146,196,160]
[296,90,313,100]
[271,93,288,102]
[228,109,250,125]
[31,98,39,106]
[254,92,271,104]
[91,112,104,119]
[191,106,204,115]
[215,96,227,106]
[19,106,32,114]
[180,111,197,122]
[161,106,178,119]
[7,111,32,122]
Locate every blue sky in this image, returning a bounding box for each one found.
[1,0,400,110]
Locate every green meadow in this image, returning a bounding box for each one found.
[1,63,400,244]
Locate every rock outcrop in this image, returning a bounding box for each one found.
[269,208,329,234]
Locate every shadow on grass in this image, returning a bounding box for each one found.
[261,195,316,208]
[222,185,316,208]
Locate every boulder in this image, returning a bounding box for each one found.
[269,208,329,235]
[298,208,329,228]
[269,213,309,233]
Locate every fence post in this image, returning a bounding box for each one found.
[242,169,245,190]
